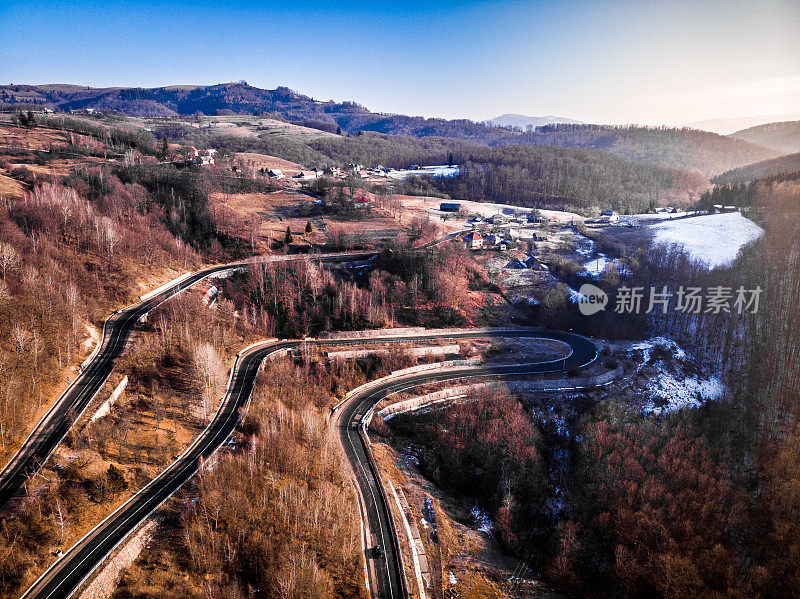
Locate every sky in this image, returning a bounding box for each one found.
[1,0,798,126]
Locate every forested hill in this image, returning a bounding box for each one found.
[1,82,780,176]
[0,82,376,120]
[503,124,782,178]
[711,151,800,184]
[185,129,707,214]
[728,120,800,154]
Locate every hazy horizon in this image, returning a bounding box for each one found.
[2,0,798,127]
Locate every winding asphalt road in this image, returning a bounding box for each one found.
[330,330,597,598]
[0,251,378,513]
[22,328,596,599]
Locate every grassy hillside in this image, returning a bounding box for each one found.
[711,151,800,184]
[2,84,779,176]
[729,120,800,154]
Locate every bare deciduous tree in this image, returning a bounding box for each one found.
[0,242,21,280]
[192,343,224,424]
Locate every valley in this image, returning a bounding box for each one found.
[0,50,799,599]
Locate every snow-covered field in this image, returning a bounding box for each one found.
[387,165,459,179]
[399,196,584,224]
[649,212,763,269]
[629,210,698,222]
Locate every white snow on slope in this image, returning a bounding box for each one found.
[641,372,724,414]
[629,337,686,361]
[626,338,724,414]
[650,212,763,269]
[471,506,494,535]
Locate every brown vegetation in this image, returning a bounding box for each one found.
[112,356,406,599]
[221,238,486,339]
[0,178,198,458]
[0,292,236,596]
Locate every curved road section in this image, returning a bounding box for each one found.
[0,252,377,512]
[331,330,597,598]
[23,329,596,599]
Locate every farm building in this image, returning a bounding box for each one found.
[527,213,549,224]
[486,214,508,225]
[505,259,527,269]
[439,202,461,212]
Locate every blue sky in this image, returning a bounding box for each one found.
[1,0,798,124]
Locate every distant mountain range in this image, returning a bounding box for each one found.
[0,82,784,176]
[685,113,800,135]
[482,113,584,129]
[728,121,800,154]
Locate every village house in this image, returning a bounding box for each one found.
[464,231,483,250]
[505,258,527,269]
[486,214,508,225]
[527,213,550,225]
[268,169,285,180]
[484,234,501,247]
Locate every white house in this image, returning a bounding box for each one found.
[464,231,483,250]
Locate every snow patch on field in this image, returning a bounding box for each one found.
[388,165,460,179]
[583,255,610,277]
[650,212,763,269]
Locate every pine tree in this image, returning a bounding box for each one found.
[284,226,293,245]
[305,221,313,234]
[161,136,170,161]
